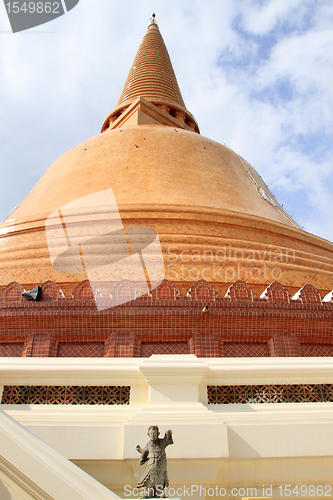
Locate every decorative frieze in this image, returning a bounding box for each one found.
[1,385,130,405]
[208,384,333,404]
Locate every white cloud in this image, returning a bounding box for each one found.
[241,0,315,34]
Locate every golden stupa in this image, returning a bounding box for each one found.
[1,20,333,299]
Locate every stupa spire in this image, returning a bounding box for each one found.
[101,18,199,133]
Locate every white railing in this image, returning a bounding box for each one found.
[1,355,333,400]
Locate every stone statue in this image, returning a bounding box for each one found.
[136,426,173,498]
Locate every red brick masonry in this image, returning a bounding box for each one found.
[0,279,332,358]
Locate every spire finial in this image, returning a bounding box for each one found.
[101,18,199,134]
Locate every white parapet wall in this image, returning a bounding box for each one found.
[0,355,333,498]
[0,407,121,500]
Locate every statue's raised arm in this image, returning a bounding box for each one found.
[163,429,173,446]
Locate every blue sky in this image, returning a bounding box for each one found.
[0,0,332,241]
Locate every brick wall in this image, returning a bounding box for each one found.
[0,279,332,358]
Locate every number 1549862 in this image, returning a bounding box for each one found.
[5,2,61,14]
[278,485,332,497]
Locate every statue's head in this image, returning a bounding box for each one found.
[147,425,160,441]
